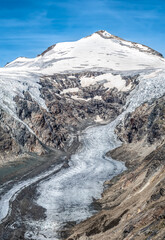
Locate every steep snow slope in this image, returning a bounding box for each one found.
[5,30,165,74]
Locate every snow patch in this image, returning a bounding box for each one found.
[71,95,102,102]
[60,87,79,94]
[93,96,102,100]
[95,115,104,123]
[71,95,90,101]
[136,43,149,51]
[80,73,131,91]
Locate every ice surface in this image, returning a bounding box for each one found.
[0,164,63,223]
[25,119,126,240]
[0,68,48,121]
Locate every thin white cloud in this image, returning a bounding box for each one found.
[0,12,53,27]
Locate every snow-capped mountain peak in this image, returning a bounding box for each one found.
[0,30,165,123]
[4,30,165,74]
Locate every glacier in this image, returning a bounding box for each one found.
[25,69,165,239]
[0,30,165,239]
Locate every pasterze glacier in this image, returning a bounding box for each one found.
[0,31,165,240]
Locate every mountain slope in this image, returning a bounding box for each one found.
[0,30,165,240]
[1,30,165,116]
[5,30,165,73]
[0,30,165,164]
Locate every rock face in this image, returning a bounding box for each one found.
[0,107,44,163]
[116,96,165,145]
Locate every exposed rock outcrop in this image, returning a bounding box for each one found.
[116,96,165,145]
[0,107,45,165]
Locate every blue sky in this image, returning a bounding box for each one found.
[0,0,165,66]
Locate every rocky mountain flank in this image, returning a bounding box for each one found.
[0,71,136,165]
[66,96,165,240]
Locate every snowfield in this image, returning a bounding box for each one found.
[5,31,165,74]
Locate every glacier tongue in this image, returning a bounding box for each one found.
[25,109,126,240]
[25,69,165,240]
